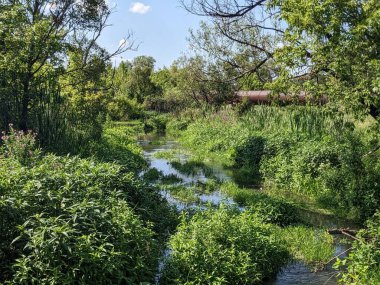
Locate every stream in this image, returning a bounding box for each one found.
[138,134,352,285]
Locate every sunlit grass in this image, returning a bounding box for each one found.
[162,185,200,204]
[278,226,335,271]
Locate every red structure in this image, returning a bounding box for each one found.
[236,90,327,105]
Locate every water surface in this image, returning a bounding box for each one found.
[139,134,352,285]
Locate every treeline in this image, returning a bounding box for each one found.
[1,1,380,284]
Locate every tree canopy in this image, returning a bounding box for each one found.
[182,0,380,118]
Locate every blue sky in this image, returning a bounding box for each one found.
[98,1,203,69]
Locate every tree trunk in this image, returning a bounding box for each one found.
[20,79,30,131]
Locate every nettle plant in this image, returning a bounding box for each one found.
[1,124,41,165]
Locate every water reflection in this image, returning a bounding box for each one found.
[138,134,351,285]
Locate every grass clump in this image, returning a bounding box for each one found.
[143,167,164,183]
[280,226,335,271]
[194,178,220,194]
[161,205,289,285]
[162,185,200,204]
[160,174,184,184]
[153,150,182,161]
[220,182,300,226]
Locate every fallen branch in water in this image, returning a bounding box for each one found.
[328,228,359,241]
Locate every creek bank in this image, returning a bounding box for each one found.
[138,133,355,285]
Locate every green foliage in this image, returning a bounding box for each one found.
[161,205,289,285]
[84,122,147,172]
[11,202,156,285]
[170,161,214,178]
[0,150,177,283]
[220,182,300,226]
[144,113,169,133]
[170,56,235,107]
[336,211,380,285]
[0,1,115,152]
[280,226,335,271]
[270,0,380,120]
[188,20,275,93]
[260,133,380,221]
[127,56,159,104]
[177,106,380,221]
[162,185,201,204]
[160,174,184,185]
[143,168,164,183]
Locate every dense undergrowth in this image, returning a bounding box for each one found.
[0,124,177,284]
[1,109,379,285]
[336,211,380,285]
[175,106,380,222]
[166,105,380,284]
[161,205,290,285]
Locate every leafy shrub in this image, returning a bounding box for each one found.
[336,211,380,285]
[144,113,169,133]
[161,205,289,285]
[12,200,156,285]
[0,154,177,283]
[178,107,380,221]
[261,134,380,221]
[85,123,147,172]
[162,185,200,204]
[143,167,164,182]
[234,136,266,168]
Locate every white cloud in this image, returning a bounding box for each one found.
[129,2,151,14]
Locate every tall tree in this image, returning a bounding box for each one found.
[182,0,380,118]
[0,0,131,131]
[126,56,158,103]
[188,20,278,89]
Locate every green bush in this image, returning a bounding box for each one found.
[0,153,177,283]
[336,211,380,285]
[161,205,289,285]
[11,201,156,285]
[84,122,147,172]
[220,182,300,226]
[177,107,380,221]
[260,133,380,221]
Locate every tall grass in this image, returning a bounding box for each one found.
[240,105,349,138]
[175,105,380,222]
[279,226,335,271]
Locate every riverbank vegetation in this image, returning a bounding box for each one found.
[1,0,380,284]
[161,205,290,285]
[174,106,380,223]
[0,124,177,284]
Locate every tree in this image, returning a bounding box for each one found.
[104,56,158,120]
[126,56,158,103]
[0,0,132,132]
[172,56,234,107]
[181,0,380,119]
[188,20,278,89]
[106,60,144,120]
[270,0,380,118]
